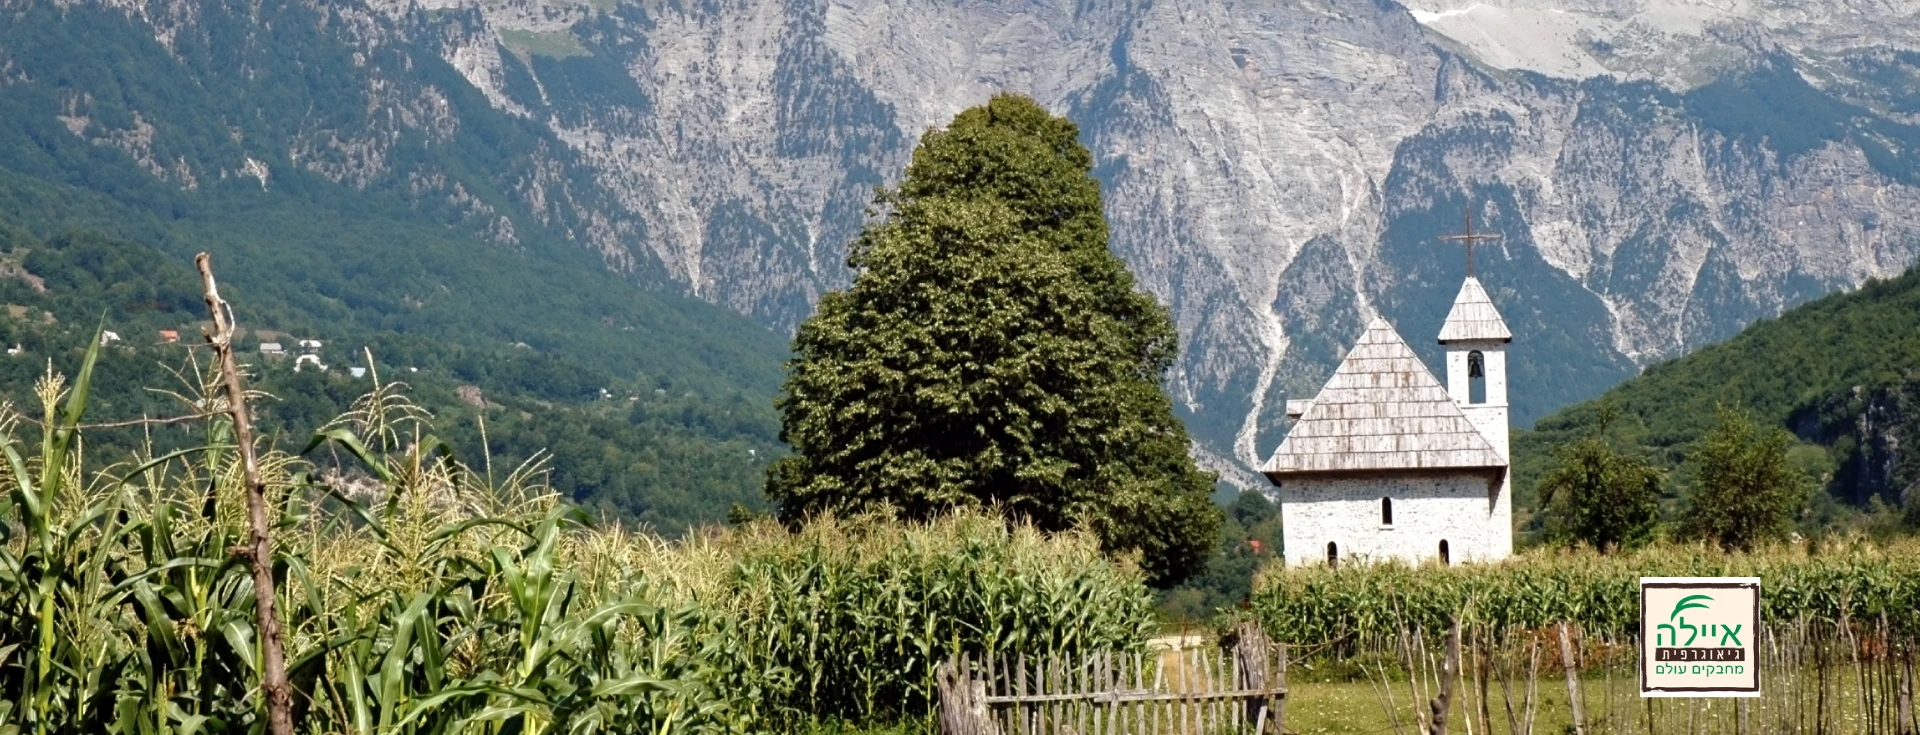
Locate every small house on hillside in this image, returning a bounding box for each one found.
[158,330,180,344]
[298,339,323,352]
[259,342,285,357]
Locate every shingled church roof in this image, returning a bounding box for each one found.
[1437,277,1511,344]
[1261,316,1505,477]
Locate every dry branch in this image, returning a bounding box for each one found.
[196,252,294,735]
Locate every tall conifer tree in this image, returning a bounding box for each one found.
[768,94,1220,586]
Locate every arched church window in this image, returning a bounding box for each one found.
[1327,542,1339,569]
[1438,540,1451,566]
[1467,351,1486,404]
[1381,497,1393,526]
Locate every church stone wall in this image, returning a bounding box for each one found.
[1279,473,1504,568]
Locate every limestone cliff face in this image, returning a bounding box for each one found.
[8,0,1920,483]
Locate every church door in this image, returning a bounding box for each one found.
[1438,540,1451,566]
[1327,541,1339,569]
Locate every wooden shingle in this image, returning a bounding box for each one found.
[1436,277,1511,343]
[1261,316,1505,476]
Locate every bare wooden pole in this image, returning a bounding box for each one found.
[1404,627,1430,732]
[1370,658,1411,735]
[1276,641,1289,735]
[1901,640,1916,735]
[1560,622,1587,735]
[1235,623,1266,733]
[1523,637,1541,735]
[1475,628,1493,735]
[1817,625,1831,735]
[1430,619,1462,735]
[938,656,998,735]
[196,253,293,735]
[1498,630,1521,735]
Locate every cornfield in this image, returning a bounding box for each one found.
[1250,543,1920,647]
[0,344,1154,734]
[1251,546,1920,734]
[1288,619,1919,734]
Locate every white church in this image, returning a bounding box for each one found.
[1259,275,1513,568]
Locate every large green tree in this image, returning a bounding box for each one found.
[1682,406,1811,551]
[767,94,1220,586]
[1537,403,1662,551]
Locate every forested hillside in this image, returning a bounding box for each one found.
[1513,266,1920,537]
[0,0,802,529]
[0,204,785,531]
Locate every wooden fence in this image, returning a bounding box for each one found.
[937,624,1287,735]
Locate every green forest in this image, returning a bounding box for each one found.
[0,210,787,531]
[1512,265,1920,541]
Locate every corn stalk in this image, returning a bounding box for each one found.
[0,318,1155,734]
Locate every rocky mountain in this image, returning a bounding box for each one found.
[3,0,1918,487]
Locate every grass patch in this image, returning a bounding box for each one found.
[790,718,935,735]
[498,28,592,59]
[1287,678,1598,735]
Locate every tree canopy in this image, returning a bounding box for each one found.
[1682,406,1811,551]
[767,94,1220,587]
[1537,403,1662,551]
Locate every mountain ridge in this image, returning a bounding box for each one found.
[3,0,1918,484]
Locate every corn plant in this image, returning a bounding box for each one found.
[703,512,1157,725]
[0,343,1158,734]
[1250,541,1920,646]
[0,338,271,733]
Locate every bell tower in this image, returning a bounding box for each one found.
[1438,277,1510,457]
[1434,206,1511,459]
[1435,205,1513,558]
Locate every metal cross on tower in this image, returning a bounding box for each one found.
[1440,205,1501,277]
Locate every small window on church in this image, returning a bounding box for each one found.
[1467,351,1486,404]
[1439,540,1451,566]
[1327,542,1339,569]
[1381,497,1393,526]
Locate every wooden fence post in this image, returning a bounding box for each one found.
[957,637,1291,735]
[1236,621,1279,735]
[1899,640,1915,735]
[1430,619,1462,735]
[1276,640,1289,734]
[939,656,998,735]
[1475,628,1494,735]
[1560,622,1587,735]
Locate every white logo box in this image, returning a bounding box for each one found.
[1640,576,1761,698]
